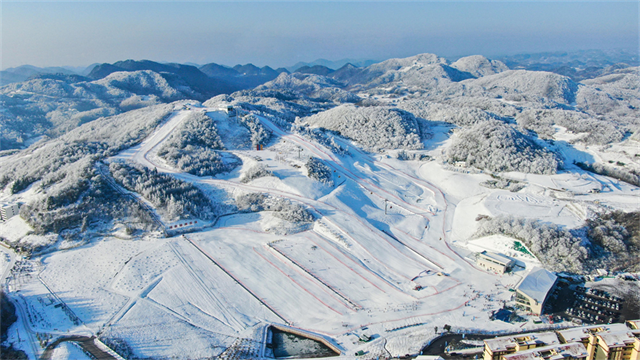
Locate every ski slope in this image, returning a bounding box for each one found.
[6,104,640,359]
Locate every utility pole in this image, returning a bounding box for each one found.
[298,147,302,159]
[384,199,388,215]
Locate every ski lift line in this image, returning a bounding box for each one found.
[252,247,347,315]
[380,230,443,270]
[311,220,419,294]
[267,244,363,311]
[274,117,479,275]
[391,226,457,263]
[181,235,290,325]
[353,215,438,276]
[259,116,431,215]
[302,233,390,294]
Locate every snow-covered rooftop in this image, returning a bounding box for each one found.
[485,331,560,352]
[480,250,514,266]
[502,342,587,360]
[516,267,557,304]
[598,330,640,348]
[557,323,628,343]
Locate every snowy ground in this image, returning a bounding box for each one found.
[49,342,92,360]
[1,107,639,359]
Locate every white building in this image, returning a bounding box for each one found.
[515,267,557,315]
[477,251,515,274]
[218,105,236,117]
[1,203,19,221]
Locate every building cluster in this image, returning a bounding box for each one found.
[1,203,19,221]
[483,321,640,360]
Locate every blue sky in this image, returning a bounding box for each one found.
[1,1,638,69]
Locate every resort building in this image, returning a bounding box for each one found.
[557,324,629,348]
[1,203,19,221]
[515,267,557,315]
[483,322,640,360]
[501,342,589,360]
[484,332,560,360]
[586,330,640,360]
[477,251,515,274]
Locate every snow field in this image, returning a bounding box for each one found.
[189,229,356,328]
[101,298,233,360]
[50,341,92,360]
[484,190,583,228]
[38,239,151,330]
[0,215,33,242]
[110,241,180,296]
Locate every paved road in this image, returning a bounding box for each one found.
[40,336,118,360]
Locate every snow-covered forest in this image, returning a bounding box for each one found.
[110,162,218,221]
[157,112,242,176]
[446,120,561,174]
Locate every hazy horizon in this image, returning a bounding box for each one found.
[2,1,639,70]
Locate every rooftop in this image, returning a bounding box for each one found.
[516,267,557,304]
[598,330,640,348]
[485,332,560,352]
[480,251,514,266]
[557,323,628,343]
[502,342,587,360]
[626,319,640,330]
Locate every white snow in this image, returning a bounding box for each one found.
[50,342,92,360]
[0,215,33,242]
[6,95,640,359]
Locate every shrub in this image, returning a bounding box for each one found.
[305,157,334,186]
[240,163,273,183]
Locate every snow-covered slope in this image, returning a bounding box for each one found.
[461,70,579,104]
[257,72,360,103]
[2,51,640,360]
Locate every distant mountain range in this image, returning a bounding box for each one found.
[285,58,379,72]
[0,64,98,86]
[495,48,639,81]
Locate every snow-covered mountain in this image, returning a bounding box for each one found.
[1,51,639,360]
[450,55,508,77]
